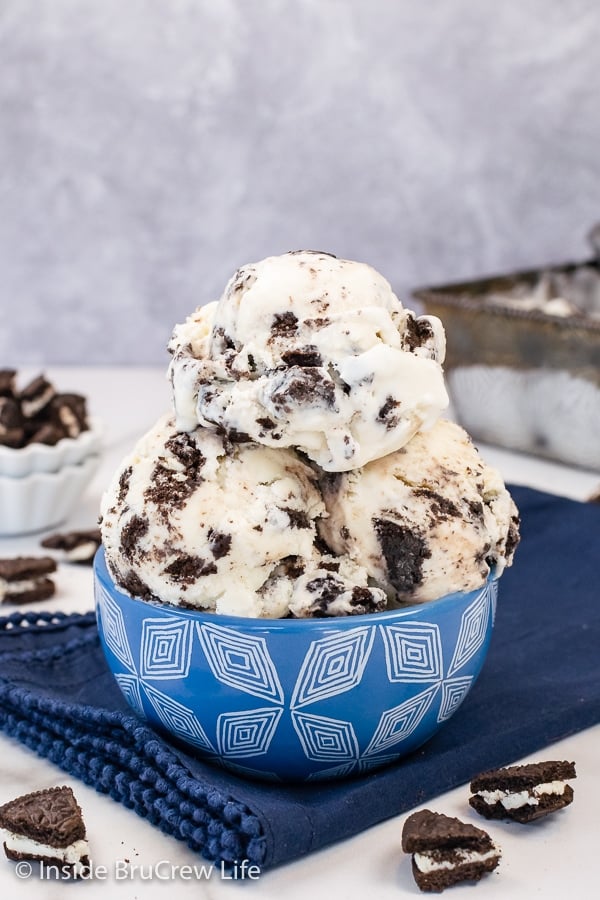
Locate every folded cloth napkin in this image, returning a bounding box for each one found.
[0,486,599,871]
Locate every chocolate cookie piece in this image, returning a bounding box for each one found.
[469,760,576,823]
[26,422,65,446]
[281,346,323,368]
[41,528,102,565]
[373,517,431,594]
[47,393,89,438]
[0,556,57,604]
[0,397,25,448]
[0,369,17,398]
[402,809,500,892]
[0,371,91,448]
[18,374,56,418]
[0,786,90,877]
[301,574,387,617]
[269,366,336,410]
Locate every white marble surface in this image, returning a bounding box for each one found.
[0,366,598,898]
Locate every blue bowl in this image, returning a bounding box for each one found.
[94,547,497,783]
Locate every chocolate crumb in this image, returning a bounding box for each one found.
[350,585,386,613]
[207,529,232,559]
[413,489,461,519]
[279,555,305,579]
[280,507,311,529]
[212,326,237,352]
[229,267,255,294]
[304,575,345,615]
[475,541,492,567]
[163,555,217,583]
[319,560,340,572]
[305,317,331,328]
[120,515,149,561]
[403,314,434,352]
[117,467,133,504]
[165,433,206,475]
[376,396,401,430]
[271,311,298,337]
[146,467,198,510]
[505,515,521,559]
[120,570,155,601]
[270,367,335,409]
[226,428,252,444]
[145,435,206,512]
[281,347,323,367]
[466,499,485,522]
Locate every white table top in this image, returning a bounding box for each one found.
[0,366,598,899]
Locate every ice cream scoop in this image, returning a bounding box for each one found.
[318,418,520,604]
[99,414,386,618]
[168,251,448,471]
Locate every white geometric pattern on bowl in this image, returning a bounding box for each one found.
[197,622,284,703]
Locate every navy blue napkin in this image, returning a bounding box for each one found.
[0,486,598,870]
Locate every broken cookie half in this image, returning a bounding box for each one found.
[41,528,102,566]
[402,809,500,892]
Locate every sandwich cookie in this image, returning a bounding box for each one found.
[469,760,576,823]
[0,556,57,604]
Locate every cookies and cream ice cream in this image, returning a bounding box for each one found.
[100,414,387,618]
[100,250,519,617]
[100,416,518,615]
[318,418,520,604]
[168,251,448,471]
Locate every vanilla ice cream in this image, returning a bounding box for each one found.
[318,418,520,604]
[168,251,448,471]
[100,414,387,618]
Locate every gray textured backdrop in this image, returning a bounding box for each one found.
[1,0,599,365]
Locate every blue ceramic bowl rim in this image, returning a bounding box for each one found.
[94,546,498,630]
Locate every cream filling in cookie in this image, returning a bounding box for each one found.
[0,578,40,600]
[57,405,82,437]
[1,831,89,867]
[21,387,55,418]
[63,541,99,562]
[414,845,500,873]
[476,780,566,809]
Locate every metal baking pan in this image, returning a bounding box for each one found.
[412,228,600,471]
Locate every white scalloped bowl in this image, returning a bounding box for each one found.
[0,454,101,536]
[0,418,104,477]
